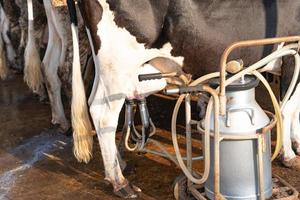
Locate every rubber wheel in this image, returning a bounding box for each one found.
[173,173,195,200]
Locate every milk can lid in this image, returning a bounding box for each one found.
[209,75,260,91]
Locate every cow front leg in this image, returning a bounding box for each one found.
[42,0,70,132]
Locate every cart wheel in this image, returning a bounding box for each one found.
[173,173,195,200]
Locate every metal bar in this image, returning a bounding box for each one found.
[141,148,203,162]
[153,93,178,101]
[214,124,221,199]
[201,86,222,200]
[197,109,277,141]
[185,95,193,188]
[219,36,300,115]
[258,135,265,200]
[141,149,178,165]
[147,139,179,166]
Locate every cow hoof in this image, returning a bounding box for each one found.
[49,123,60,130]
[282,157,300,170]
[49,123,71,136]
[114,183,141,199]
[292,141,300,155]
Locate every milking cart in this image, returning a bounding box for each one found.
[122,36,300,199]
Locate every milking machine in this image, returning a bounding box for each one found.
[122,36,300,199]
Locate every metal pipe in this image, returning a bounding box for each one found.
[185,95,193,188]
[196,110,276,140]
[123,100,140,151]
[219,36,300,115]
[257,135,265,200]
[147,139,180,166]
[141,148,203,162]
[171,84,219,185]
[203,86,221,199]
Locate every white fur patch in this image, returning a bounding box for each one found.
[159,42,184,67]
[94,0,184,98]
[282,83,300,160]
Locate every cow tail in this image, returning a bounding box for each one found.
[24,0,44,93]
[67,0,93,163]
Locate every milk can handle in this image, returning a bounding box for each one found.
[226,107,255,127]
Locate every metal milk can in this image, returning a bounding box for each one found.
[205,75,272,200]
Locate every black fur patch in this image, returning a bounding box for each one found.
[106,0,170,48]
[78,0,102,54]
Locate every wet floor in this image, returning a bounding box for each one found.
[0,75,299,200]
[0,75,51,150]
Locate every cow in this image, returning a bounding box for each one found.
[0,1,18,80]
[20,0,48,99]
[23,0,94,133]
[0,0,45,76]
[0,0,47,92]
[0,4,9,80]
[67,0,300,198]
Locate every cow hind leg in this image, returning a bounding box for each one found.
[1,17,17,69]
[90,87,139,198]
[43,44,69,130]
[42,30,69,131]
[0,7,11,79]
[0,35,9,80]
[281,114,296,162]
[291,89,300,155]
[41,1,70,131]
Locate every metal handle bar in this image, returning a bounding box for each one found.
[219,36,300,115]
[138,72,177,81]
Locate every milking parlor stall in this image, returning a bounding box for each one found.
[1,1,300,200]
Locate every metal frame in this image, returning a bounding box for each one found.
[123,36,300,200]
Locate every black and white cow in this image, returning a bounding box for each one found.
[22,0,94,133]
[22,0,48,99]
[68,0,300,198]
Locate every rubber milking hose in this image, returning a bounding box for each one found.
[252,70,283,160]
[171,73,220,184]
